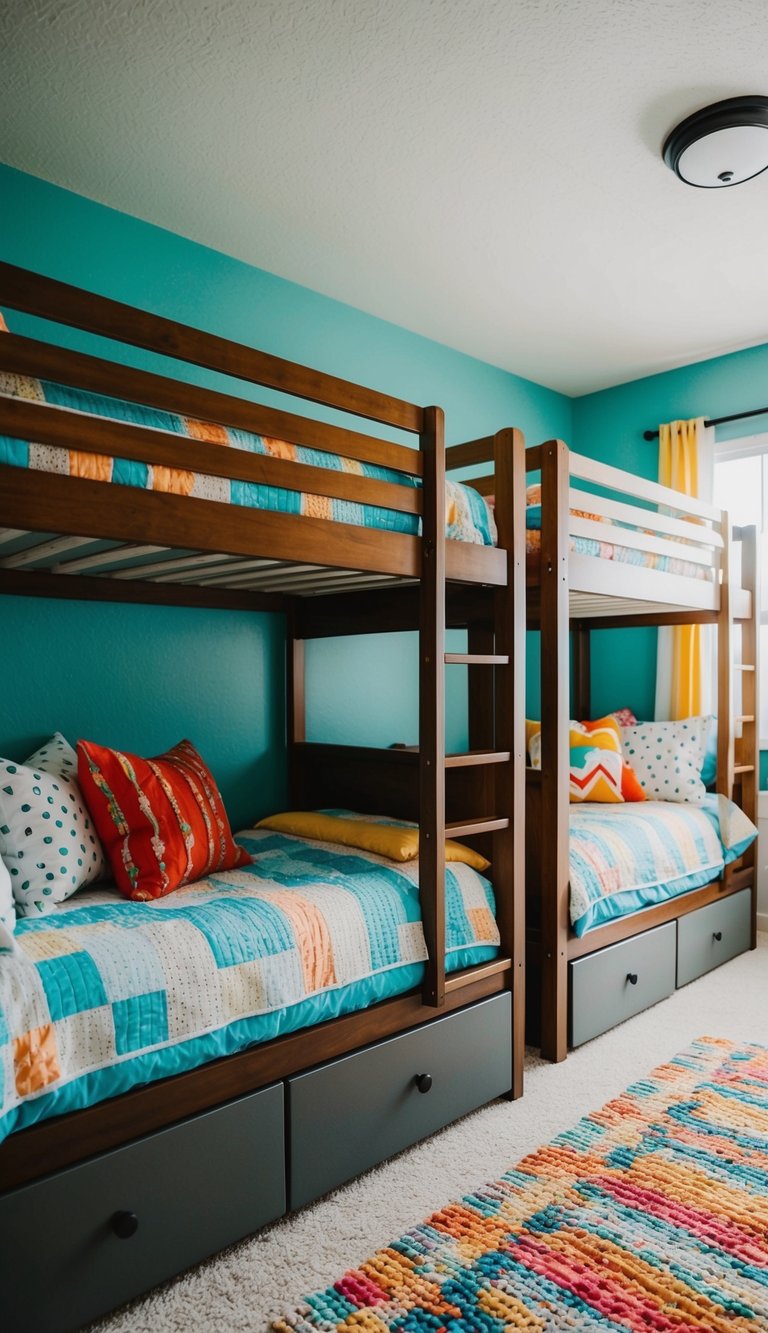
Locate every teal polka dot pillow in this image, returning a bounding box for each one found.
[619,716,713,803]
[0,733,107,917]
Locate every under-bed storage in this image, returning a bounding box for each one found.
[676,887,752,986]
[569,923,676,1048]
[1,1083,285,1333]
[288,992,512,1208]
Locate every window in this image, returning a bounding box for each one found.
[713,433,768,743]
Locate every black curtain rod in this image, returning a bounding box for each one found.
[643,405,768,440]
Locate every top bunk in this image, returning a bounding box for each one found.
[525,438,753,625]
[0,264,508,613]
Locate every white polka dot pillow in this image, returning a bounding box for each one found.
[619,716,713,803]
[0,855,17,950]
[0,733,108,917]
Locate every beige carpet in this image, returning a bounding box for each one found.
[91,933,768,1332]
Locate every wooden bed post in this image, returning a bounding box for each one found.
[493,427,527,1098]
[420,405,446,1007]
[717,516,734,812]
[539,440,571,1062]
[286,606,306,808]
[571,623,591,719]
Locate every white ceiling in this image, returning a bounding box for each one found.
[1,0,768,395]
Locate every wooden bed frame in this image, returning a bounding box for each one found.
[0,266,525,1329]
[524,438,760,1061]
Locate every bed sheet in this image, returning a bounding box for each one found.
[569,794,757,935]
[0,828,499,1143]
[0,372,496,546]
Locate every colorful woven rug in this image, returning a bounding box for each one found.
[275,1037,768,1331]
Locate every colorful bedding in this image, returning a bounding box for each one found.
[0,828,499,1143]
[525,485,709,580]
[569,794,757,935]
[0,370,496,546]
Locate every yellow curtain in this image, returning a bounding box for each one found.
[658,418,702,718]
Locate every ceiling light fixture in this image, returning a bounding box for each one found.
[663,95,768,187]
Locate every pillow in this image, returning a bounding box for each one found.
[0,856,17,950]
[78,738,251,900]
[256,811,490,872]
[0,733,108,917]
[611,707,638,729]
[528,715,646,803]
[620,716,713,803]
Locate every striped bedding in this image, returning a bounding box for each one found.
[569,794,757,935]
[525,485,709,580]
[0,370,496,546]
[0,828,499,1144]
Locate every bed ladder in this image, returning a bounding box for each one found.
[723,525,760,938]
[421,423,525,1094]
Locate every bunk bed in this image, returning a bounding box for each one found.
[0,264,525,1333]
[524,438,760,1061]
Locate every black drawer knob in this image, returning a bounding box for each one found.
[415,1073,433,1094]
[627,972,638,986]
[111,1210,139,1239]
[713,931,723,942]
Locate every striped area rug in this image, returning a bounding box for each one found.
[275,1037,768,1331]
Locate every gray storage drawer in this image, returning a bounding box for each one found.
[569,922,676,1048]
[288,992,512,1209]
[0,1083,285,1333]
[677,888,752,987]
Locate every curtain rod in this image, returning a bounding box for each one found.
[643,405,768,440]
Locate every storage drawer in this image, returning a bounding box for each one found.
[0,1082,285,1333]
[288,992,512,1209]
[677,888,752,986]
[569,922,676,1048]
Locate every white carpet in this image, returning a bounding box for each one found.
[91,934,768,1332]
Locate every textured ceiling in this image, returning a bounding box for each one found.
[1,0,768,394]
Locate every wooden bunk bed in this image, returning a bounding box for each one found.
[0,264,525,1332]
[525,438,760,1062]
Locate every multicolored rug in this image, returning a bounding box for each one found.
[275,1037,768,1331]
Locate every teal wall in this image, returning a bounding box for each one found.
[0,165,571,804]
[573,345,768,760]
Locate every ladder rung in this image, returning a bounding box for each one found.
[446,816,509,838]
[733,764,755,774]
[736,715,755,724]
[444,750,510,768]
[734,664,755,671]
[444,653,509,665]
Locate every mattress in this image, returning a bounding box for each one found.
[0,371,497,546]
[569,794,757,935]
[0,828,499,1143]
[525,484,709,580]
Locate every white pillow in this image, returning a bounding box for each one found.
[620,716,713,803]
[0,733,107,917]
[0,856,17,951]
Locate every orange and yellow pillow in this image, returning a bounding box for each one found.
[526,715,645,804]
[78,738,250,900]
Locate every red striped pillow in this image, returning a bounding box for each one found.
[77,738,250,900]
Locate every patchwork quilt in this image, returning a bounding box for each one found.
[0,829,499,1143]
[569,794,757,935]
[0,366,496,546]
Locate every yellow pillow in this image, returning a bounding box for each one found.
[256,811,489,871]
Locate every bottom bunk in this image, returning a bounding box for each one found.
[526,772,758,1054]
[0,812,514,1333]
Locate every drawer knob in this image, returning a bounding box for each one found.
[713,930,723,942]
[627,972,638,986]
[111,1210,139,1240]
[415,1073,433,1094]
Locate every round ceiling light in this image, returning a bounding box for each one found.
[663,95,768,187]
